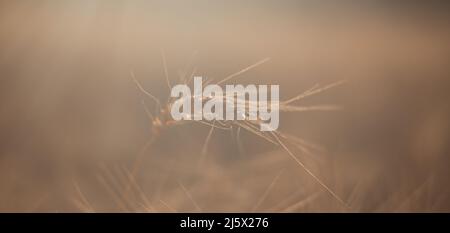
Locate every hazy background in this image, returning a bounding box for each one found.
[0,1,449,212]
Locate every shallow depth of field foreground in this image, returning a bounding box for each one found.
[0,1,449,212]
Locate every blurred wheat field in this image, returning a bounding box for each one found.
[0,1,449,212]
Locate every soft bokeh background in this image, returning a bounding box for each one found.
[0,1,449,212]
